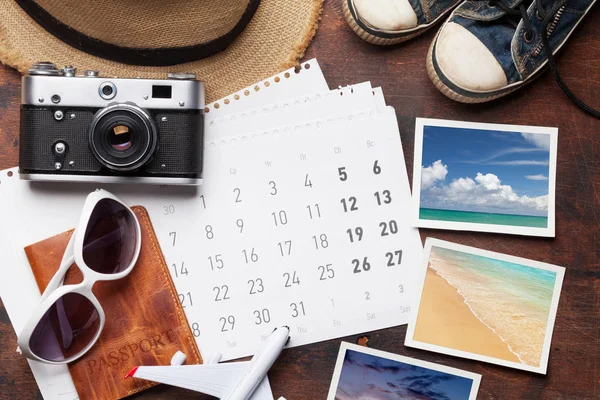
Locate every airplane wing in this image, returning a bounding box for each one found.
[128,361,251,398]
[250,375,274,400]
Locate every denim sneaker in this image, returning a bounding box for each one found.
[427,0,598,108]
[343,0,462,45]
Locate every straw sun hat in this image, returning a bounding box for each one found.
[0,0,323,102]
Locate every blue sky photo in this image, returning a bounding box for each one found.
[419,125,551,217]
[334,350,474,400]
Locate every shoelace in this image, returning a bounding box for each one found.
[487,0,599,118]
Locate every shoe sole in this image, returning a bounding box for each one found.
[427,1,598,103]
[342,0,460,46]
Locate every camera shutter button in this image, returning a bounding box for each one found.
[84,70,100,77]
[28,62,62,76]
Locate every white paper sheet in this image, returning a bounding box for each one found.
[206,82,380,139]
[205,59,329,118]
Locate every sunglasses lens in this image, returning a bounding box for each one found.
[83,198,138,274]
[29,293,100,362]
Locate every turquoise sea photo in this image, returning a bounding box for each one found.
[419,208,548,228]
[412,119,557,235]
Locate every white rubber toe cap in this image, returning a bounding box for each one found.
[353,0,418,31]
[435,22,508,91]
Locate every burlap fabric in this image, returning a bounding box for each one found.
[0,0,323,102]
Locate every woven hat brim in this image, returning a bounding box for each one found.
[0,0,323,103]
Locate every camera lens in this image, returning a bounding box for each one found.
[89,103,158,171]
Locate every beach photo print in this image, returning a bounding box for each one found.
[411,118,558,237]
[405,238,565,374]
[327,342,481,400]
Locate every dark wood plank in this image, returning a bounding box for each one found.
[1,1,599,398]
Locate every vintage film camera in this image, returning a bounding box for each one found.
[19,62,204,185]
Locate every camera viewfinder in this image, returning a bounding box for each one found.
[152,85,172,99]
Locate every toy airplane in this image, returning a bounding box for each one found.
[125,326,290,400]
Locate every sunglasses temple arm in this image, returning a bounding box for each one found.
[40,234,76,302]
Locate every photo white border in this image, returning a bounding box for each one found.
[327,342,481,400]
[411,118,558,237]
[405,238,565,374]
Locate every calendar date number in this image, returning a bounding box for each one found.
[253,309,271,325]
[290,301,306,318]
[312,234,329,250]
[178,292,193,308]
[379,220,398,236]
[352,257,371,273]
[341,197,358,212]
[220,316,235,332]
[172,261,188,277]
[278,240,292,256]
[191,322,201,337]
[374,190,392,205]
[283,271,300,287]
[347,227,363,243]
[163,205,175,215]
[213,285,230,302]
[386,250,403,266]
[248,278,264,294]
[373,160,381,174]
[208,255,224,270]
[243,248,259,263]
[318,264,335,280]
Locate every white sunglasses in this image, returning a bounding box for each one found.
[17,189,141,364]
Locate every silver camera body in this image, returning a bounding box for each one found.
[20,62,205,185]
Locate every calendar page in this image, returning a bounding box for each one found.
[0,107,421,363]
[159,107,422,359]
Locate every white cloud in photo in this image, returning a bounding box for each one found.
[421,161,548,216]
[521,132,551,150]
[421,159,447,190]
[525,174,549,181]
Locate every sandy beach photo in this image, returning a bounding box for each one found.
[327,342,480,400]
[405,239,565,374]
[413,267,521,364]
[411,118,557,237]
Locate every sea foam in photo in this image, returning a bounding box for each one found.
[427,246,556,366]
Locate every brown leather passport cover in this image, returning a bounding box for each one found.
[24,205,202,399]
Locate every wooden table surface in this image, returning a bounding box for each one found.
[1,1,599,399]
